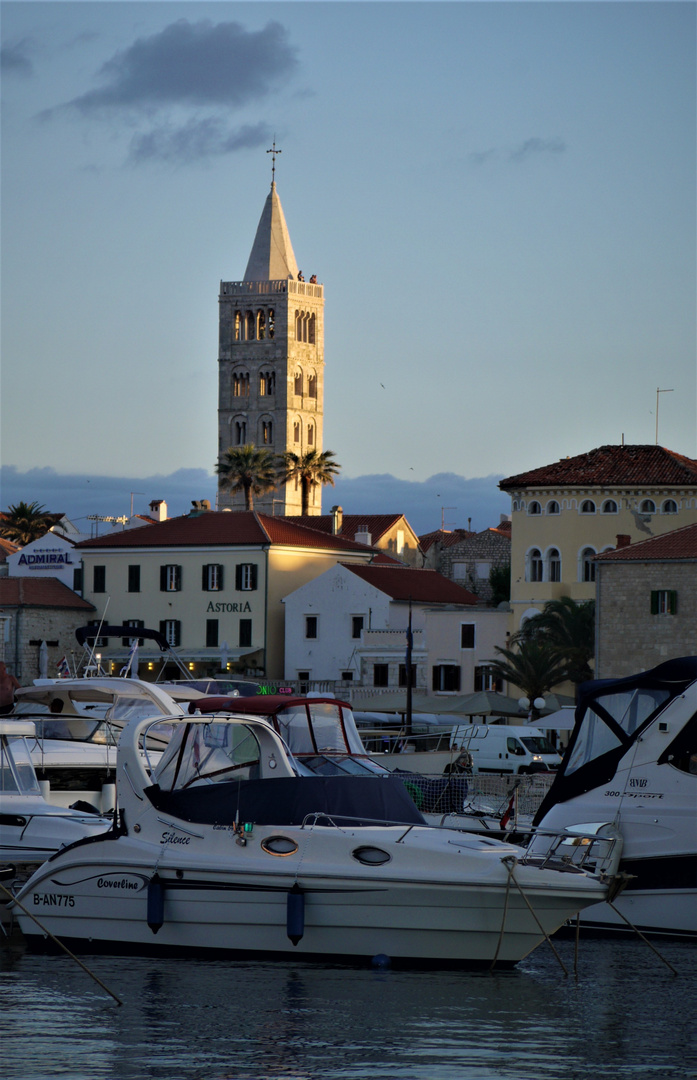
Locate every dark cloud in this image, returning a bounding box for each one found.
[1,39,34,77]
[510,137,566,162]
[66,19,297,114]
[1,467,509,537]
[128,119,270,165]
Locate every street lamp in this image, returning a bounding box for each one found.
[518,695,545,722]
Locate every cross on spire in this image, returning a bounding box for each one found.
[267,139,282,183]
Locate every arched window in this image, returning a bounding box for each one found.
[580,500,596,514]
[528,501,542,515]
[527,549,543,582]
[234,420,247,445]
[234,312,242,341]
[601,499,618,514]
[245,311,255,340]
[259,371,275,396]
[294,370,303,396]
[293,422,301,444]
[257,310,266,339]
[268,309,275,339]
[308,373,317,399]
[662,499,678,514]
[640,499,656,514]
[512,500,520,512]
[233,372,249,397]
[308,313,316,344]
[547,548,561,582]
[307,424,315,446]
[580,547,596,583]
[261,420,273,445]
[295,310,301,340]
[546,501,560,515]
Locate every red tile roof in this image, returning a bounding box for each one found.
[0,578,95,609]
[500,445,697,491]
[595,523,697,562]
[418,529,474,552]
[284,513,415,542]
[75,511,375,554]
[341,564,478,604]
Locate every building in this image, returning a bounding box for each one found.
[6,531,81,590]
[0,577,95,681]
[217,180,325,515]
[499,444,697,630]
[283,562,509,699]
[75,510,376,679]
[420,520,511,603]
[284,509,422,566]
[594,523,697,677]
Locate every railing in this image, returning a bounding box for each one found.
[220,279,323,299]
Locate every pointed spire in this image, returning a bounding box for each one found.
[243,183,299,282]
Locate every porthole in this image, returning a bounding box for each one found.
[261,835,299,857]
[352,846,392,866]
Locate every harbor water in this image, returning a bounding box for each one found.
[1,933,695,1080]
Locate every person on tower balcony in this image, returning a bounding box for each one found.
[309,274,317,284]
[297,271,305,281]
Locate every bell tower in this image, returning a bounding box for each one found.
[217,168,325,515]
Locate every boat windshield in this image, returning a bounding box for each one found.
[153,722,261,791]
[1,737,41,795]
[564,686,671,776]
[20,716,111,744]
[299,754,388,777]
[275,702,365,756]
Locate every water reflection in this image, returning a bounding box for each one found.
[2,935,695,1080]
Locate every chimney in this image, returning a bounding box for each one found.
[149,500,168,523]
[331,505,343,535]
[616,534,631,548]
[354,530,372,547]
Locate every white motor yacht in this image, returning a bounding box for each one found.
[531,656,697,939]
[13,707,618,967]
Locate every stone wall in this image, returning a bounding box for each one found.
[435,531,511,605]
[0,607,90,684]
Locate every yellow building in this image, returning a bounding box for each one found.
[499,444,697,631]
[76,511,375,678]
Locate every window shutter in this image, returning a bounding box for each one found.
[250,564,258,591]
[669,591,678,615]
[160,566,167,592]
[217,565,224,590]
[174,620,181,646]
[159,620,166,637]
[650,591,659,615]
[235,564,242,590]
[202,565,209,591]
[175,565,182,590]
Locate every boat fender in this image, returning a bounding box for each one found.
[371,953,391,969]
[286,883,304,945]
[147,873,164,934]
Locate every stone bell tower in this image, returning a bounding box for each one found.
[217,172,325,515]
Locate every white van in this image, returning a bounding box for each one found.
[449,724,562,775]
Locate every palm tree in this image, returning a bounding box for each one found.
[515,596,595,685]
[279,449,341,515]
[488,639,570,717]
[0,501,53,545]
[216,445,279,512]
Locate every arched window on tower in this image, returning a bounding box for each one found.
[261,420,273,445]
[294,370,303,397]
[234,312,242,341]
[308,313,316,344]
[307,424,315,447]
[234,420,247,445]
[295,310,302,340]
[308,373,317,399]
[257,310,266,339]
[293,422,301,444]
[268,309,275,339]
[246,311,255,340]
[259,371,275,396]
[233,372,250,397]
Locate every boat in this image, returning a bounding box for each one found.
[531,656,697,939]
[12,705,619,967]
[0,720,110,899]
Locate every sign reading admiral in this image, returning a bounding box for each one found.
[18,547,74,569]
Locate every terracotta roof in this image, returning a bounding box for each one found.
[490,521,512,536]
[500,445,697,491]
[75,511,375,554]
[418,529,474,552]
[284,513,416,543]
[340,564,478,605]
[0,577,95,610]
[595,523,697,563]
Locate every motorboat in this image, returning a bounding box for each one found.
[531,656,697,939]
[8,678,205,813]
[0,721,110,897]
[13,706,618,967]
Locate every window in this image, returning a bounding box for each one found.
[640,499,656,514]
[246,311,255,340]
[233,372,250,397]
[257,310,266,339]
[236,564,258,591]
[307,424,314,446]
[580,500,596,514]
[475,665,503,692]
[73,567,83,592]
[268,309,275,339]
[202,564,224,592]
[528,549,543,582]
[93,565,106,593]
[432,665,461,692]
[399,664,417,687]
[340,671,354,683]
[546,501,560,515]
[261,420,273,445]
[305,616,318,639]
[259,371,275,396]
[602,500,618,514]
[160,619,181,647]
[297,671,310,693]
[128,565,140,593]
[293,422,301,444]
[528,501,541,515]
[460,624,475,649]
[308,374,317,399]
[373,664,389,687]
[86,621,108,647]
[206,619,219,648]
[475,561,490,580]
[662,500,678,515]
[548,548,561,582]
[234,420,246,445]
[352,616,364,640]
[161,564,182,592]
[294,370,303,395]
[234,312,241,341]
[580,547,596,583]
[651,590,678,616]
[308,313,316,344]
[239,619,252,648]
[122,620,144,647]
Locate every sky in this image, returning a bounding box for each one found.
[1,1,695,536]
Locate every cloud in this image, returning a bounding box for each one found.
[1,39,34,77]
[1,467,510,538]
[64,19,297,114]
[128,119,270,166]
[509,137,566,162]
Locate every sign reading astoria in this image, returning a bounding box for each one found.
[206,601,253,613]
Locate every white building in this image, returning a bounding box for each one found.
[7,532,80,590]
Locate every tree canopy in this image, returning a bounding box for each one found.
[515,596,595,685]
[279,449,341,515]
[0,501,53,545]
[216,445,279,512]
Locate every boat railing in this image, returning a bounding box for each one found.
[520,823,623,879]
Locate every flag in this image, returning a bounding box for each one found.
[56,656,70,678]
[500,793,515,830]
[121,639,139,678]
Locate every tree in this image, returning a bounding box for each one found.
[515,596,595,685]
[0,501,53,545]
[216,445,279,512]
[488,563,511,607]
[487,639,570,716]
[279,449,341,515]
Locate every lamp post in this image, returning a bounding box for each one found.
[518,695,546,722]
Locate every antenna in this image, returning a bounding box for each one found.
[655,387,674,445]
[267,138,282,184]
